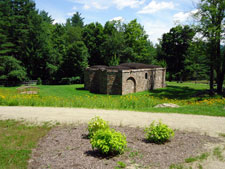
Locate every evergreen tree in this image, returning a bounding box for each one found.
[184,39,209,81]
[66,12,84,27]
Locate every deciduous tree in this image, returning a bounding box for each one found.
[194,0,225,94]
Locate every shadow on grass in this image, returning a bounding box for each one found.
[76,87,86,91]
[149,85,209,100]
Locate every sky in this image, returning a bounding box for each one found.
[34,0,199,44]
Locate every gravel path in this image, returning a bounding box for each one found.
[0,106,225,137]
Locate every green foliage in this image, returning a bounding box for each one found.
[169,164,185,169]
[37,78,42,85]
[82,22,105,65]
[90,128,127,155]
[185,152,210,163]
[39,10,54,24]
[219,133,225,138]
[194,0,225,93]
[1,0,223,89]
[213,147,224,161]
[60,41,89,82]
[66,12,84,27]
[59,76,80,85]
[144,120,174,144]
[184,39,209,81]
[0,56,27,83]
[102,21,125,65]
[124,19,150,63]
[115,161,126,169]
[87,116,109,138]
[159,25,195,81]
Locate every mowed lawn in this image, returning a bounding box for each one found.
[0,120,51,169]
[0,82,224,117]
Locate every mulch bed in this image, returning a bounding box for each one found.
[28,124,220,169]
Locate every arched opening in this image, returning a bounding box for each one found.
[126,77,136,93]
[145,73,148,79]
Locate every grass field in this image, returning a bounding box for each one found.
[0,82,224,117]
[0,120,51,169]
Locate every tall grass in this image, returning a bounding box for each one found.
[0,82,224,117]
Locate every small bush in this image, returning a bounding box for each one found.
[59,76,81,85]
[144,120,174,144]
[37,78,42,85]
[87,116,109,138]
[90,128,127,155]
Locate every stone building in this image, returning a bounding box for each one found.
[84,63,166,95]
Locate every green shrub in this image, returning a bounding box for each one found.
[90,128,127,155]
[144,120,174,144]
[87,116,109,138]
[37,78,42,85]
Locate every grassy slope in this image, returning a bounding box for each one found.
[0,120,51,169]
[0,82,224,117]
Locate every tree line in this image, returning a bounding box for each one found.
[0,0,224,94]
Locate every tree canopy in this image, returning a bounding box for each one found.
[0,0,224,94]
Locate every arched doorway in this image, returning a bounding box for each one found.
[126,77,136,93]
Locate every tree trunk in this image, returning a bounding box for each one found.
[217,50,225,94]
[209,64,214,94]
[216,72,224,94]
[209,42,214,94]
[215,33,223,94]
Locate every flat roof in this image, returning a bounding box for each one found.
[89,63,162,70]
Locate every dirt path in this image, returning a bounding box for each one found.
[0,106,225,137]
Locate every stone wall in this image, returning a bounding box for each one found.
[106,70,122,95]
[84,69,107,94]
[84,69,122,94]
[153,68,166,89]
[84,67,166,95]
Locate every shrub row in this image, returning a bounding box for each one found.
[87,116,174,155]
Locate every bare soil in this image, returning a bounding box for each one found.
[28,124,220,169]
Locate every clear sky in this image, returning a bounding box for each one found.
[34,0,199,44]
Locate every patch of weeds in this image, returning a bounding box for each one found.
[185,157,198,163]
[115,161,126,169]
[170,164,185,169]
[198,163,203,169]
[47,165,52,168]
[55,122,60,125]
[213,147,224,161]
[219,133,225,138]
[198,152,210,160]
[129,150,143,159]
[129,151,139,158]
[185,152,209,163]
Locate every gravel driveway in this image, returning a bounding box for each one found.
[0,106,225,137]
[1,106,225,168]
